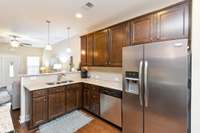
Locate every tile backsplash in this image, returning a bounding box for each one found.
[88,67,122,82]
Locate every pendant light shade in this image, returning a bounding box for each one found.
[45,44,52,51]
[66,27,71,53]
[45,20,52,51]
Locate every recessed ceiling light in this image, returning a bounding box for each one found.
[75,13,83,18]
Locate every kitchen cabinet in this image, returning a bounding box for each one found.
[31,90,48,127]
[87,34,94,66]
[48,86,65,119]
[108,23,130,66]
[83,85,90,111]
[80,2,189,63]
[156,2,189,40]
[90,85,100,115]
[93,30,109,66]
[81,36,87,66]
[131,14,155,44]
[83,84,100,115]
[66,83,82,112]
[29,83,122,129]
[75,85,83,108]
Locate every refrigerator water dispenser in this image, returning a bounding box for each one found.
[124,71,139,95]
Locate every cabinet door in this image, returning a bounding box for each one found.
[87,34,94,66]
[156,2,189,40]
[90,85,100,115]
[66,88,77,112]
[81,36,87,66]
[32,96,48,126]
[109,23,129,66]
[83,87,90,111]
[76,86,82,108]
[94,30,109,66]
[48,90,65,119]
[131,14,155,44]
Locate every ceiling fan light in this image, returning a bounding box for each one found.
[45,44,52,51]
[10,40,20,47]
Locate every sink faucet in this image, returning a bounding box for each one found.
[57,73,65,82]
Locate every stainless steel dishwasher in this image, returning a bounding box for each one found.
[100,88,122,127]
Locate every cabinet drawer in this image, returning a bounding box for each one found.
[32,90,48,98]
[49,86,65,94]
[68,83,81,89]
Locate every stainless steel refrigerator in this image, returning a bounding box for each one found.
[122,39,190,133]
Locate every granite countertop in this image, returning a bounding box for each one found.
[24,78,122,92]
[0,103,14,133]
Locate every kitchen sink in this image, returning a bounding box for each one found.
[46,80,74,85]
[57,80,74,84]
[46,82,56,85]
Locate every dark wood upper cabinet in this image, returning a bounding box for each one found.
[131,14,155,44]
[108,23,130,66]
[80,1,189,67]
[81,36,87,66]
[94,30,109,66]
[48,87,65,119]
[87,34,94,66]
[156,2,189,40]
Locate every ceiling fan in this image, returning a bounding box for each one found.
[9,35,32,48]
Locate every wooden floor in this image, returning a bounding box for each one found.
[11,110,121,133]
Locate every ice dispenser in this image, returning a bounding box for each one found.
[124,71,140,95]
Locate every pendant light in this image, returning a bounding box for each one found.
[45,20,52,51]
[66,27,71,53]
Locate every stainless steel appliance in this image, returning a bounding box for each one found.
[122,39,189,133]
[100,88,122,127]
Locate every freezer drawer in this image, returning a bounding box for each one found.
[100,93,122,127]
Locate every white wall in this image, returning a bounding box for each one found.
[0,43,43,74]
[46,35,80,71]
[191,0,200,132]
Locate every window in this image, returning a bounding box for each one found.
[27,56,40,75]
[9,62,14,78]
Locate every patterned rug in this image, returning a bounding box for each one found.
[38,111,93,133]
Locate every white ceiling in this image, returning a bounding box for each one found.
[0,0,183,47]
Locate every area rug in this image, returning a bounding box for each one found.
[38,111,93,133]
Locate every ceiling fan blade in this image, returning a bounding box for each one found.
[20,43,32,47]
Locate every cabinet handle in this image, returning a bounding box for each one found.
[44,98,47,102]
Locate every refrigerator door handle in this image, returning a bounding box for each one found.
[144,60,149,107]
[139,60,143,106]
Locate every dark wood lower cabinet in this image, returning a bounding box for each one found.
[30,83,113,129]
[90,85,100,115]
[83,84,100,115]
[83,85,90,111]
[66,83,82,112]
[48,86,65,120]
[31,90,48,128]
